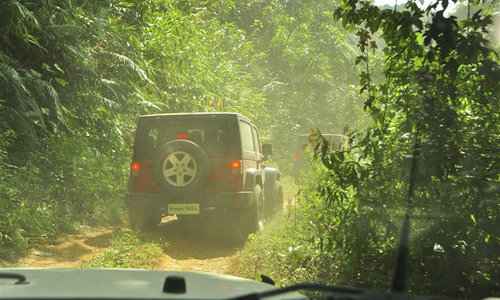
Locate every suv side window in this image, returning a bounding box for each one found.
[239,121,256,159]
[251,126,261,155]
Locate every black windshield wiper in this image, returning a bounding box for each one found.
[229,282,449,300]
[392,135,420,292]
[229,283,364,300]
[0,272,29,284]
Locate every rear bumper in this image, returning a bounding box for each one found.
[125,191,254,212]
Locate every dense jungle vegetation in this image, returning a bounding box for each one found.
[1,0,498,298]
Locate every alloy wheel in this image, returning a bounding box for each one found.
[162,151,197,187]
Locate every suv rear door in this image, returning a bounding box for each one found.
[130,114,240,193]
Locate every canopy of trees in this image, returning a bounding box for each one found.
[238,0,498,298]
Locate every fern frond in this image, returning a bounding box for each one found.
[8,107,38,142]
[46,24,79,38]
[102,97,118,109]
[43,80,67,128]
[90,91,118,109]
[11,1,39,27]
[0,50,12,63]
[133,89,166,111]
[22,75,56,102]
[44,80,59,104]
[138,101,162,111]
[22,74,64,128]
[97,51,155,85]
[0,69,11,90]
[24,98,45,128]
[100,78,120,100]
[100,78,119,86]
[0,63,29,97]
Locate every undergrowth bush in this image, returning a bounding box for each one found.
[0,133,128,260]
[236,163,388,289]
[236,212,321,286]
[239,0,499,297]
[82,229,166,269]
[237,127,498,298]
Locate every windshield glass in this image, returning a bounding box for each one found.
[0,0,498,299]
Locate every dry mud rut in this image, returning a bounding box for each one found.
[10,216,244,275]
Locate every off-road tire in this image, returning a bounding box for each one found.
[272,180,284,213]
[242,185,264,235]
[152,139,210,194]
[264,180,283,218]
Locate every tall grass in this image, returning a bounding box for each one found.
[82,229,167,269]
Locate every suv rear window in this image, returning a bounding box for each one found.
[133,115,240,160]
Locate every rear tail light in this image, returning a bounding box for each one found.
[130,162,141,176]
[230,160,243,189]
[230,160,241,169]
[176,134,190,139]
[230,160,242,176]
[294,155,300,159]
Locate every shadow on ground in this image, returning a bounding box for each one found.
[75,217,245,261]
[154,217,245,260]
[85,232,113,248]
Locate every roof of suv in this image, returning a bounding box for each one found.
[298,133,346,138]
[139,112,251,123]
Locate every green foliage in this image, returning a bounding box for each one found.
[0,0,366,256]
[4,2,495,298]
[0,0,272,256]
[135,1,267,118]
[0,134,127,259]
[239,0,498,298]
[236,212,322,286]
[203,0,370,170]
[82,229,166,269]
[331,0,499,295]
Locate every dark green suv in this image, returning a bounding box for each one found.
[125,113,283,236]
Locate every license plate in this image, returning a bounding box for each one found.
[168,203,200,215]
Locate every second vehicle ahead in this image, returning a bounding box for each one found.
[125,112,283,238]
[293,133,347,182]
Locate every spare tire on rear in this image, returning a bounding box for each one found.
[152,139,210,194]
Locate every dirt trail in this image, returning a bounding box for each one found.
[7,179,298,275]
[8,218,241,276]
[11,226,113,269]
[152,216,242,275]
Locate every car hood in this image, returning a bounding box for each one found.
[0,268,303,299]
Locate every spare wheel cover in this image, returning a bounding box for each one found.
[153,140,209,194]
